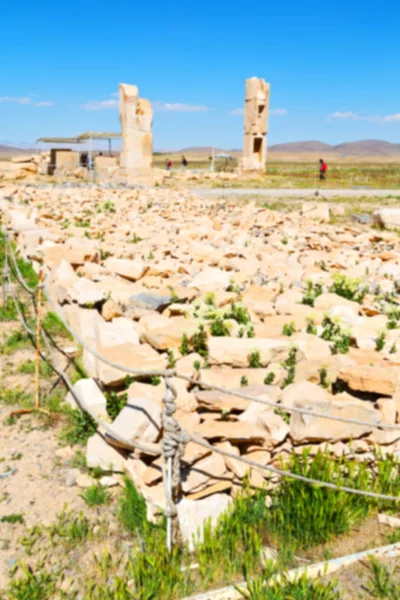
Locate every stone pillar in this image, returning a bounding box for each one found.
[239,77,270,174]
[119,83,154,186]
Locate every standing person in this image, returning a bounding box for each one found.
[319,159,327,180]
[166,158,173,171]
[181,155,188,170]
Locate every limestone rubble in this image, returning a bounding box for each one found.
[2,183,400,541]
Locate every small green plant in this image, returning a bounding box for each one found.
[179,333,190,356]
[151,376,161,386]
[148,250,155,259]
[224,302,251,325]
[282,321,295,337]
[60,408,97,445]
[103,200,116,213]
[131,232,143,243]
[5,563,57,599]
[204,292,216,306]
[80,484,111,507]
[190,325,209,358]
[320,316,351,354]
[116,476,149,534]
[319,366,330,389]
[329,273,368,303]
[193,360,201,371]
[240,376,249,387]
[0,298,17,321]
[248,349,262,368]
[274,408,290,424]
[42,311,73,339]
[18,359,53,378]
[247,325,255,338]
[166,349,176,368]
[281,234,288,245]
[365,557,400,598]
[106,391,127,420]
[282,346,297,387]
[390,342,397,354]
[302,281,323,307]
[1,513,24,524]
[376,330,386,351]
[210,317,231,337]
[264,372,275,385]
[0,329,31,355]
[306,317,317,335]
[238,569,341,599]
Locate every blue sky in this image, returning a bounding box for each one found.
[1,0,400,149]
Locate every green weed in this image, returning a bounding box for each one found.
[80,485,111,507]
[329,273,368,303]
[210,317,231,336]
[42,311,73,339]
[282,321,295,336]
[248,350,262,368]
[5,563,56,600]
[60,407,97,445]
[1,513,24,524]
[282,347,297,387]
[365,557,400,598]
[321,316,351,354]
[302,281,323,307]
[106,391,127,420]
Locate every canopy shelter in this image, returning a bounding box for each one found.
[36,137,83,144]
[37,132,121,156]
[77,132,121,155]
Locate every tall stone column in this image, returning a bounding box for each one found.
[239,77,270,174]
[119,83,154,186]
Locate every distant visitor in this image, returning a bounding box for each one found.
[166,159,173,170]
[181,155,188,169]
[319,159,327,181]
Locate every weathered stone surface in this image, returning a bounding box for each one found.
[339,366,400,396]
[86,433,127,472]
[197,420,266,442]
[373,208,400,230]
[101,299,123,321]
[314,293,360,312]
[111,397,161,443]
[208,337,291,367]
[65,378,107,419]
[142,317,199,350]
[69,277,106,306]
[182,452,226,493]
[239,77,269,173]
[104,257,148,281]
[177,494,232,549]
[290,395,378,443]
[96,343,166,386]
[187,268,231,291]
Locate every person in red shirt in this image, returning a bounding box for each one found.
[319,159,328,180]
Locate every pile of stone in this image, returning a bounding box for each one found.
[2,184,400,541]
[0,153,46,181]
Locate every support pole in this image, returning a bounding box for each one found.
[35,270,43,410]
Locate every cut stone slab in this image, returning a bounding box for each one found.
[142,317,199,350]
[104,257,148,281]
[339,366,400,396]
[373,208,400,230]
[96,343,166,386]
[290,395,378,443]
[208,337,291,367]
[216,441,248,479]
[283,381,330,408]
[65,378,107,419]
[197,420,266,442]
[96,317,139,347]
[177,494,232,549]
[182,452,226,493]
[86,433,127,472]
[68,277,106,306]
[187,268,231,291]
[111,397,161,444]
[314,293,360,312]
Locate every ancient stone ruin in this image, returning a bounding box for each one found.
[239,77,270,174]
[119,83,154,186]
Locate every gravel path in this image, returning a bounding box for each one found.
[191,188,400,198]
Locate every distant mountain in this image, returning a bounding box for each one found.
[269,139,400,156]
[269,141,332,153]
[0,144,37,156]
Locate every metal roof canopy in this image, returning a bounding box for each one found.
[36,137,83,144]
[77,132,121,141]
[36,132,121,144]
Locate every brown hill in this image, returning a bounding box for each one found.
[270,140,400,157]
